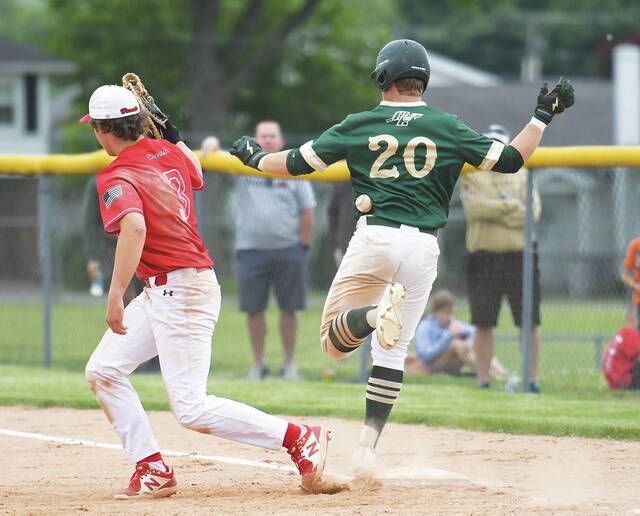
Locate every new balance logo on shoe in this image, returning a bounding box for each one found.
[143,477,161,490]
[163,290,173,297]
[305,440,319,458]
[114,463,177,500]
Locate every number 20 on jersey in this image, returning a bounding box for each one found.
[368,134,437,179]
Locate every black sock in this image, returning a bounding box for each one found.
[345,305,376,338]
[328,305,376,354]
[365,365,403,445]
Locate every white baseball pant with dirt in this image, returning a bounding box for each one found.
[320,217,440,368]
[85,268,287,464]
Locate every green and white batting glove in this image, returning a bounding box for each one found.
[533,77,575,125]
[230,136,267,169]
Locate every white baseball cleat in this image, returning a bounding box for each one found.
[351,444,377,476]
[376,282,407,350]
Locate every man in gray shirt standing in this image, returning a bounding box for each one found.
[235,121,316,381]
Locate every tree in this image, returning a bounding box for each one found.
[0,0,52,44]
[500,4,640,78]
[235,0,394,140]
[398,0,640,79]
[187,0,320,135]
[41,0,390,144]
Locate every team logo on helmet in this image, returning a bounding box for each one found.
[386,111,423,127]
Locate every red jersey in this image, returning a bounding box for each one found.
[602,326,640,389]
[97,138,213,279]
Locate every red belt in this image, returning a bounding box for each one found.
[144,267,212,288]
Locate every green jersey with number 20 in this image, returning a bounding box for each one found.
[298,100,505,230]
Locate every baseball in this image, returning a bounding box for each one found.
[355,194,373,213]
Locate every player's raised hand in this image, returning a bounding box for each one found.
[533,77,575,125]
[106,292,127,335]
[230,136,267,169]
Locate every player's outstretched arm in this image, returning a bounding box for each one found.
[256,149,291,175]
[231,135,324,177]
[510,78,575,163]
[230,135,292,176]
[232,123,346,176]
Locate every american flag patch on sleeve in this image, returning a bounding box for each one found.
[102,184,123,208]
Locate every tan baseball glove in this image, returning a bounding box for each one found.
[121,72,184,143]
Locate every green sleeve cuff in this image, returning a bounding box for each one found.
[286,148,315,176]
[492,145,524,174]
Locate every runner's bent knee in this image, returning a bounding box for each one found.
[320,332,353,360]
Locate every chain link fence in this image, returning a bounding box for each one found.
[1,166,638,392]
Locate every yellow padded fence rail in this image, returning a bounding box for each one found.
[0,146,640,181]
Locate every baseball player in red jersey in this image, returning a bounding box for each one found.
[81,85,329,499]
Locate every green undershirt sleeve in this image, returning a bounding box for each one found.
[286,148,315,176]
[492,145,525,174]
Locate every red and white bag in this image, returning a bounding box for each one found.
[602,327,640,389]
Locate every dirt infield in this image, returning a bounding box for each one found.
[1,406,638,515]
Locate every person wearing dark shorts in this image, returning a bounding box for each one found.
[468,249,541,329]
[461,124,542,393]
[237,245,307,315]
[234,121,316,381]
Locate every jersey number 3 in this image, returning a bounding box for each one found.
[368,134,437,179]
[163,169,190,220]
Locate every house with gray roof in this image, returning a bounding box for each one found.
[425,80,612,146]
[0,36,74,154]
[427,51,502,88]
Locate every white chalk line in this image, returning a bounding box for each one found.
[0,427,294,473]
[0,427,468,484]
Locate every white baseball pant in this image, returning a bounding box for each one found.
[320,218,440,370]
[85,268,287,464]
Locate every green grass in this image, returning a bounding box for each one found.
[0,297,629,393]
[1,365,639,440]
[0,297,363,382]
[2,297,637,440]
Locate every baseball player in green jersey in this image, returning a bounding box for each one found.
[231,39,574,472]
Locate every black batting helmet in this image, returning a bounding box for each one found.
[371,39,431,91]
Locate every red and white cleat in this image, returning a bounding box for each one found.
[114,462,178,500]
[287,425,330,489]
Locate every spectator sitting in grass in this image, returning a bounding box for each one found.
[405,290,509,379]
